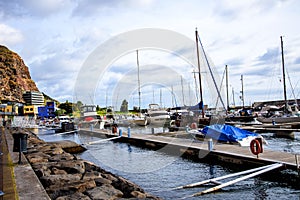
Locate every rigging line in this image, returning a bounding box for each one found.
[215,67,226,109]
[193,69,199,102]
[294,80,300,99]
[171,85,175,107]
[286,69,298,105]
[197,33,226,111]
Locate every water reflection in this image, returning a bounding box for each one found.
[209,165,216,179]
[127,144,132,152]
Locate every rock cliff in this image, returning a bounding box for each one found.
[0,45,39,103]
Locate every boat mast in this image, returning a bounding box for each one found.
[171,85,174,107]
[181,76,185,106]
[160,89,162,107]
[232,87,235,107]
[280,36,288,111]
[226,65,229,112]
[136,50,141,112]
[195,28,205,118]
[240,75,245,108]
[193,69,199,102]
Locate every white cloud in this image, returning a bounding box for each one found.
[1,0,300,108]
[0,24,23,45]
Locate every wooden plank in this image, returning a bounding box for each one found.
[87,136,121,145]
[188,163,283,197]
[175,163,278,189]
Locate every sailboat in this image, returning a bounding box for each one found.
[194,28,219,126]
[257,36,300,123]
[130,50,148,126]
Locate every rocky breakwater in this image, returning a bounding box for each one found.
[22,129,160,200]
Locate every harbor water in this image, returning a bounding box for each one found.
[35,127,300,199]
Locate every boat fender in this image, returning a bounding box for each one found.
[190,123,197,129]
[112,126,117,134]
[250,139,262,155]
[170,120,175,126]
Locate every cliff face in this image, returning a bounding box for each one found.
[0,45,39,103]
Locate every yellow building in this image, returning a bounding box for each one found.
[23,105,38,116]
[0,104,18,115]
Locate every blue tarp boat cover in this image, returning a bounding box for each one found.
[200,124,258,142]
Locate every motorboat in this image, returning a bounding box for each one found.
[146,104,170,126]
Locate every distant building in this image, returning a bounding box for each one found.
[0,103,18,116]
[23,91,44,105]
[23,105,39,117]
[38,101,56,119]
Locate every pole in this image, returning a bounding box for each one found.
[280,36,288,112]
[195,28,204,118]
[18,137,21,164]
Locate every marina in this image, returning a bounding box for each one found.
[35,125,300,199]
[1,1,300,199]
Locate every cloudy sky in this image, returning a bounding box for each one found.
[1,0,300,110]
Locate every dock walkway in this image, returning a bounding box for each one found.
[79,128,299,170]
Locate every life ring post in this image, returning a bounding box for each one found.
[256,137,263,153]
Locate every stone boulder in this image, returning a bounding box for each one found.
[22,128,161,200]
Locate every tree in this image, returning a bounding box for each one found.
[96,105,100,111]
[58,101,73,115]
[120,99,128,112]
[73,101,83,112]
[55,108,66,116]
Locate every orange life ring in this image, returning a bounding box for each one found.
[250,139,261,155]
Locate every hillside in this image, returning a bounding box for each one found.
[0,45,39,103]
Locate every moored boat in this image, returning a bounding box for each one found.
[257,36,300,124]
[146,104,170,126]
[188,124,267,147]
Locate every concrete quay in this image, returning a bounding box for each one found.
[0,127,50,200]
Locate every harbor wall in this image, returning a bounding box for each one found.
[2,127,161,200]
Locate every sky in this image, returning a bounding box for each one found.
[1,0,300,110]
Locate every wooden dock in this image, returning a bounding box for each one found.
[78,127,299,171]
